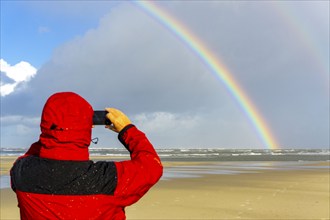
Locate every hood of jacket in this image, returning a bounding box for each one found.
[39,92,93,161]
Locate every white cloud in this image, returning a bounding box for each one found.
[134,112,200,133]
[0,115,41,148]
[0,59,37,96]
[0,83,16,97]
[0,115,40,126]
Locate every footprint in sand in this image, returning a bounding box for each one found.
[280,188,287,193]
[237,199,254,219]
[240,199,250,207]
[236,211,243,219]
[151,201,160,207]
[273,187,287,196]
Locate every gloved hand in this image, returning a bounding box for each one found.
[105,108,131,133]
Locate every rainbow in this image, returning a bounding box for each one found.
[135,1,279,149]
[270,1,329,92]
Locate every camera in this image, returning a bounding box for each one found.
[93,111,111,125]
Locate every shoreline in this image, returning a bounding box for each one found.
[1,157,329,219]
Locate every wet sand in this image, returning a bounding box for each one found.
[1,157,329,220]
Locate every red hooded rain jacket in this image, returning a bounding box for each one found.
[10,92,163,220]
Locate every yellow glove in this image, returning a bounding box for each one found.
[105,108,131,133]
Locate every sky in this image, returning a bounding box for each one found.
[1,1,329,149]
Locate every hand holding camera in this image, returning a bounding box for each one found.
[105,108,131,133]
[93,108,131,133]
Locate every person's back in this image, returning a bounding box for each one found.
[10,92,163,220]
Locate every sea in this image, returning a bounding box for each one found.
[3,147,329,161]
[1,148,329,188]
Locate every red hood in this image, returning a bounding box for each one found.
[39,92,93,161]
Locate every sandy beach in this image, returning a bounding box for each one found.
[1,156,329,220]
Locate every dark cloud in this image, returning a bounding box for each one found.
[24,4,224,114]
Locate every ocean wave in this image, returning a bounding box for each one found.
[1,148,329,161]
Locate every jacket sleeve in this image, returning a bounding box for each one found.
[10,141,42,190]
[114,125,163,206]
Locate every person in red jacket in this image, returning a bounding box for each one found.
[10,92,163,220]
